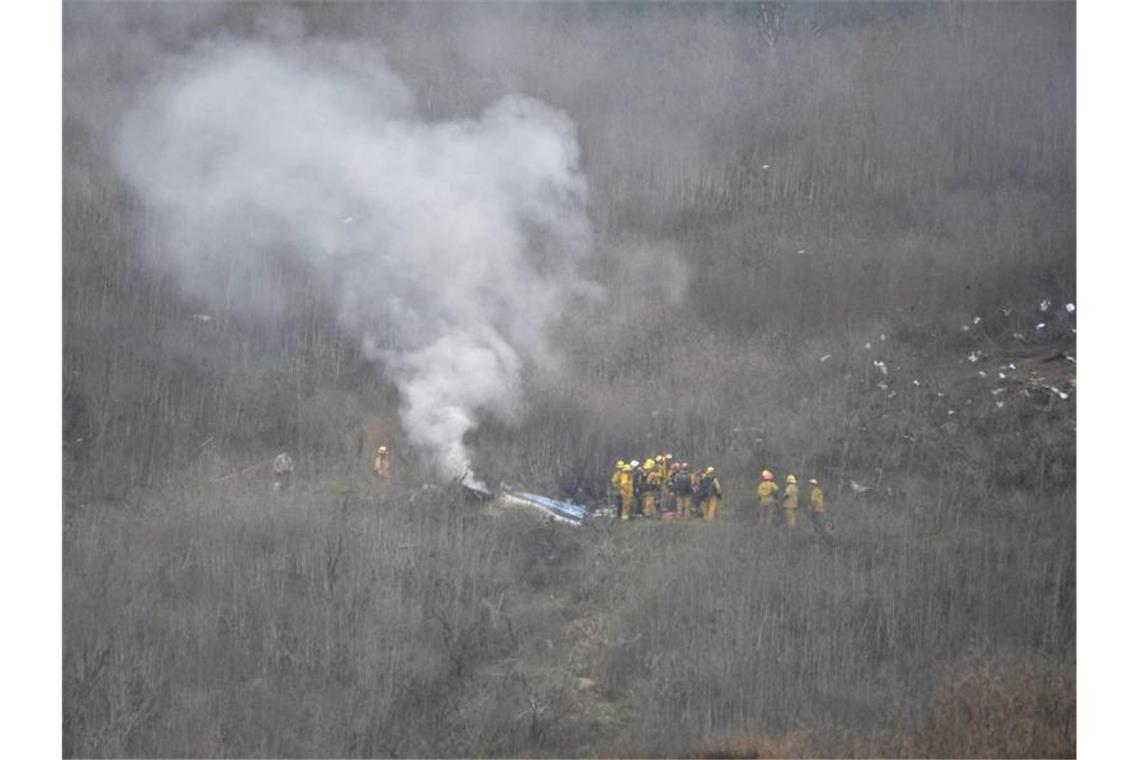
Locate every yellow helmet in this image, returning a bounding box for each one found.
[378,446,387,454]
[761,469,774,480]
[705,466,715,474]
[622,464,632,472]
[786,474,797,484]
[616,460,625,468]
[655,455,665,463]
[643,460,655,470]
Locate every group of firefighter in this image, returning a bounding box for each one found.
[610,455,723,521]
[609,454,828,531]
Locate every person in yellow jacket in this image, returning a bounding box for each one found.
[640,459,662,518]
[610,460,625,515]
[619,464,636,521]
[373,445,390,482]
[757,469,779,526]
[808,478,826,532]
[655,455,671,512]
[698,466,723,521]
[783,474,799,529]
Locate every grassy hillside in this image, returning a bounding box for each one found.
[63,2,1075,756]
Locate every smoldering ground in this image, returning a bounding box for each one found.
[64,2,1074,757]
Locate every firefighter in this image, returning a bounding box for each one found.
[630,460,644,516]
[619,464,636,521]
[698,466,723,521]
[640,459,661,518]
[674,462,694,519]
[273,451,295,491]
[663,461,681,514]
[783,474,799,529]
[808,478,826,532]
[757,469,779,526]
[610,460,626,515]
[373,445,390,482]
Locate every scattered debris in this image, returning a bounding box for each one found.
[887,390,897,399]
[1066,302,1076,313]
[977,370,987,377]
[850,480,874,494]
[1001,306,1012,317]
[192,313,212,323]
[342,216,355,223]
[873,359,888,375]
[864,342,872,350]
[820,354,832,362]
[761,164,771,170]
[1036,322,1046,330]
[967,351,981,363]
[1013,332,1026,342]
[961,324,971,332]
[998,372,1006,380]
[1040,298,1052,312]
[973,316,982,325]
[947,409,956,415]
[912,379,921,386]
[797,249,807,255]
[877,381,889,391]
[879,334,886,341]
[995,401,1005,409]
[991,387,1006,395]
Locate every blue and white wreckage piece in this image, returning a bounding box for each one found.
[461,480,591,526]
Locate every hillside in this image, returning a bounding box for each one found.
[62,2,1075,757]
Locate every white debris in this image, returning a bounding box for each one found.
[1001,306,1012,317]
[947,409,956,415]
[1006,363,1016,371]
[973,316,982,325]
[1048,386,1070,401]
[342,216,354,224]
[967,351,981,363]
[761,164,771,170]
[864,342,872,350]
[1013,332,1026,341]
[995,401,1005,409]
[797,249,806,255]
[1065,302,1075,313]
[1036,322,1046,330]
[937,392,945,397]
[887,390,897,399]
[873,359,888,375]
[912,380,921,386]
[1040,298,1051,312]
[961,324,971,332]
[991,387,1006,395]
[820,354,832,362]
[879,334,886,341]
[998,372,1006,380]
[877,381,889,391]
[192,313,212,323]
[977,370,987,377]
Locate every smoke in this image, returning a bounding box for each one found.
[114,32,598,481]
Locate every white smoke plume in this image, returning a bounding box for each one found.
[114,34,599,481]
